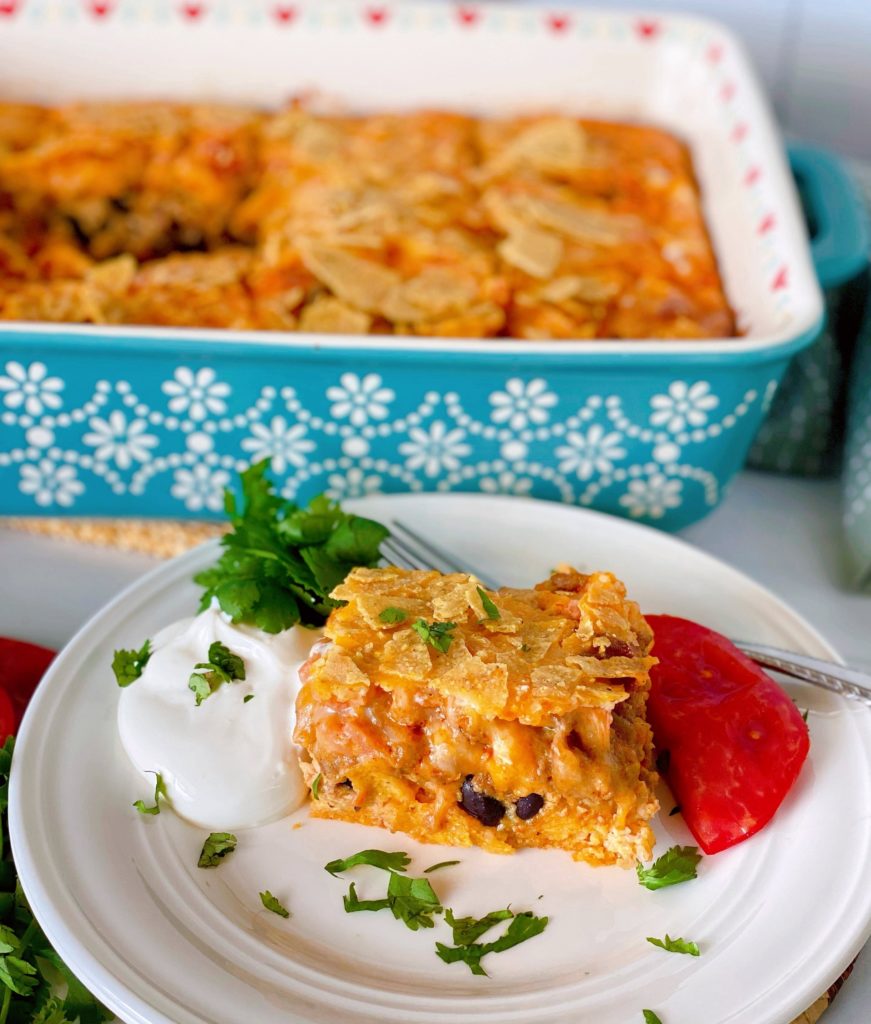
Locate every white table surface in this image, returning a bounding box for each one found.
[1,470,869,1023]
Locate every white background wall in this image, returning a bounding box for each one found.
[530,0,871,160]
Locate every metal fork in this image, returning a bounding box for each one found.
[381,520,871,709]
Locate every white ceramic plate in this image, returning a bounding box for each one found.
[10,495,871,1024]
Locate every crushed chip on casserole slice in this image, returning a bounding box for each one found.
[294,566,659,867]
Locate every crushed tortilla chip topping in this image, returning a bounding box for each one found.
[0,101,735,340]
[294,565,660,867]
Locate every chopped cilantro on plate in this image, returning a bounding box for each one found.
[111,638,151,687]
[197,832,237,868]
[325,849,411,877]
[423,860,460,874]
[133,771,169,816]
[646,934,700,956]
[259,891,290,918]
[636,845,701,890]
[436,910,549,976]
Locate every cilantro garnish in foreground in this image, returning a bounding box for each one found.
[343,883,390,914]
[194,460,388,633]
[259,891,290,918]
[133,771,169,816]
[189,641,246,706]
[384,873,442,931]
[423,860,460,874]
[476,586,501,621]
[111,638,152,687]
[643,1012,664,1024]
[198,832,237,868]
[379,607,408,625]
[341,875,442,930]
[636,845,701,891]
[0,737,112,1022]
[412,619,457,654]
[646,934,700,956]
[325,849,411,877]
[445,907,512,945]
[436,910,549,976]
[327,848,547,965]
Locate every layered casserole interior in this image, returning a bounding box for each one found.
[294,566,659,866]
[0,102,735,339]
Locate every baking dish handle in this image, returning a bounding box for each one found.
[788,141,869,289]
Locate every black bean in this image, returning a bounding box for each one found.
[515,793,545,820]
[459,775,505,827]
[338,778,354,790]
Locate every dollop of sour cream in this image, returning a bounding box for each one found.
[117,606,320,830]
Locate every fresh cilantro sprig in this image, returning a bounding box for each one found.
[325,849,411,877]
[643,1012,664,1024]
[133,771,169,816]
[194,461,388,633]
[636,845,701,891]
[259,891,290,918]
[0,737,112,1023]
[198,832,237,868]
[646,934,700,956]
[436,910,549,976]
[111,639,152,687]
[188,641,246,706]
[476,587,500,621]
[412,619,456,654]
[311,773,322,800]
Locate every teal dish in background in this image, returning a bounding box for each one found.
[0,325,820,530]
[0,3,828,529]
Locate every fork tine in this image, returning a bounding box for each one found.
[383,530,437,572]
[391,520,502,589]
[380,536,421,572]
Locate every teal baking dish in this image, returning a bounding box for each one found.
[748,143,870,475]
[0,2,824,529]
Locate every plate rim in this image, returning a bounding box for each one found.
[10,493,871,1024]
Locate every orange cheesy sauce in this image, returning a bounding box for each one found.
[0,103,734,340]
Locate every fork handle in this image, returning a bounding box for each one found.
[736,642,871,709]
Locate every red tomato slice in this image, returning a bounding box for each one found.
[0,636,56,734]
[0,687,14,743]
[646,614,810,855]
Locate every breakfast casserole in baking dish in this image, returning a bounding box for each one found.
[293,565,659,866]
[0,102,735,340]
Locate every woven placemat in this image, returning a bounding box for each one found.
[0,516,856,1022]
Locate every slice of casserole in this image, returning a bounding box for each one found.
[294,566,659,866]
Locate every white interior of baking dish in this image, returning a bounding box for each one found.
[0,1,823,356]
